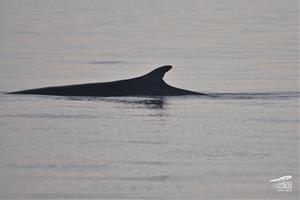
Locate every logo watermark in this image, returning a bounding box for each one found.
[270,175,292,192]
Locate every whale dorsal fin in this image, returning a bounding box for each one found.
[142,65,172,82]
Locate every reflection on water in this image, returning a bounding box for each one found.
[104,97,165,109]
[56,96,166,109]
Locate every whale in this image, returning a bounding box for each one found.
[9,65,205,97]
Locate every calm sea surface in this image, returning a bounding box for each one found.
[0,0,299,199]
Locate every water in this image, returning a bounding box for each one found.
[0,0,299,199]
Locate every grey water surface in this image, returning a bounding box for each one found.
[0,0,299,199]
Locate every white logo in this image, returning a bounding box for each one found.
[270,175,292,192]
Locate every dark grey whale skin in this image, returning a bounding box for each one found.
[9,65,205,97]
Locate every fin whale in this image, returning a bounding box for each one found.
[9,65,205,97]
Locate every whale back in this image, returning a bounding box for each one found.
[9,65,204,96]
